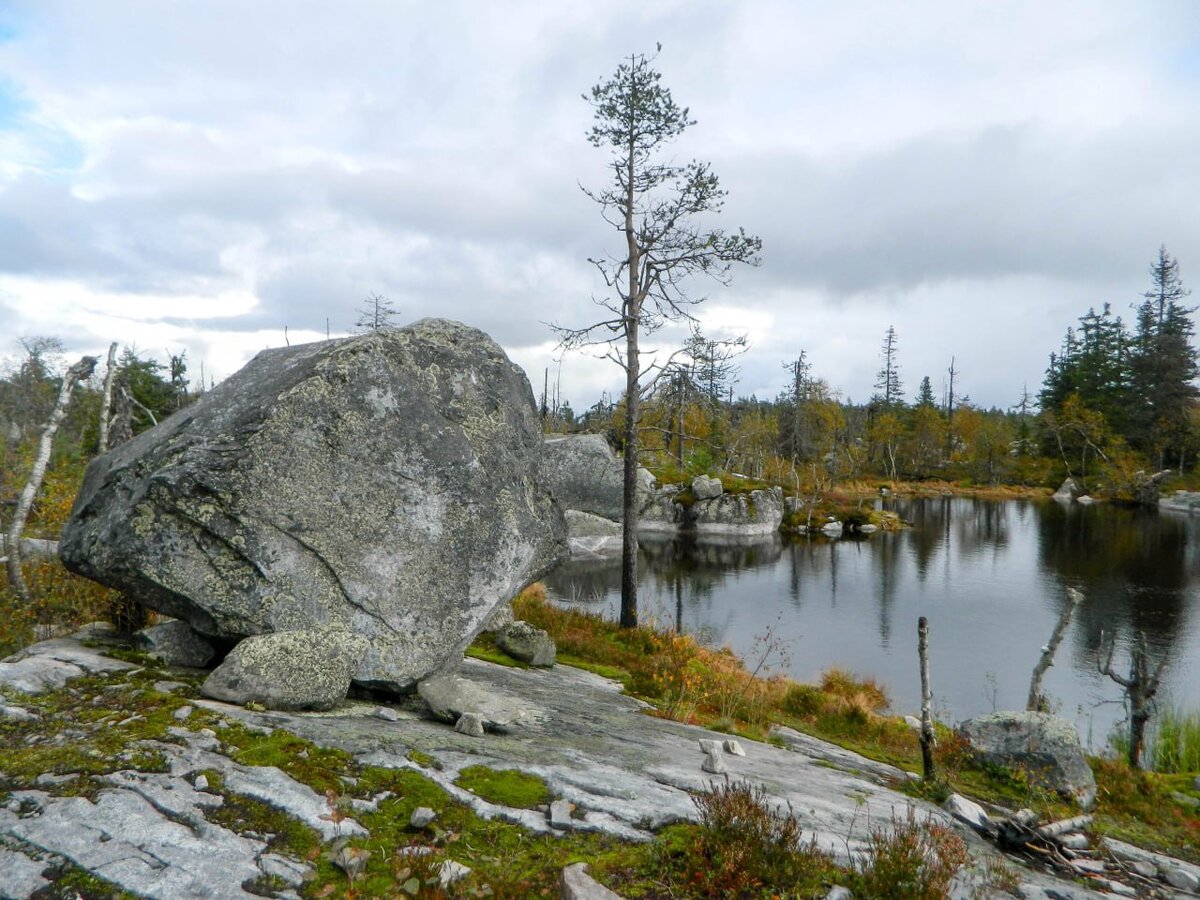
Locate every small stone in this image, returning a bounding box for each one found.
[137,620,216,668]
[153,680,186,693]
[1058,833,1089,850]
[942,794,991,834]
[497,621,556,667]
[548,799,572,829]
[455,712,486,737]
[698,738,720,753]
[1097,880,1136,897]
[825,888,853,900]
[35,773,78,787]
[1165,867,1200,891]
[722,739,745,757]
[1127,860,1156,879]
[173,705,194,721]
[334,846,370,879]
[0,704,38,722]
[701,747,726,775]
[194,774,210,791]
[372,706,399,722]
[904,715,922,730]
[560,862,623,900]
[438,859,471,888]
[410,806,437,829]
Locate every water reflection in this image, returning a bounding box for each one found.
[545,499,1200,746]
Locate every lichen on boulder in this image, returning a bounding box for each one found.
[60,319,567,694]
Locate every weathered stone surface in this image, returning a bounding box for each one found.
[958,712,1096,808]
[564,509,623,559]
[439,859,471,887]
[723,739,746,757]
[1166,866,1200,891]
[0,638,133,695]
[410,806,437,828]
[548,798,573,829]
[455,712,486,737]
[60,319,567,693]
[1053,478,1083,501]
[542,434,624,520]
[480,599,515,634]
[201,628,366,711]
[691,475,723,500]
[497,621,556,667]
[418,673,533,731]
[639,485,785,536]
[0,703,38,722]
[701,747,726,774]
[560,862,624,900]
[943,793,991,834]
[137,619,216,668]
[0,845,50,899]
[824,888,853,900]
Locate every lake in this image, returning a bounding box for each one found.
[545,496,1200,749]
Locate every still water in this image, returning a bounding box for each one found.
[546,497,1200,748]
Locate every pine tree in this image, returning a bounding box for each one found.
[1128,247,1198,470]
[873,326,903,411]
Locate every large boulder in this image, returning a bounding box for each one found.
[958,711,1096,808]
[60,319,567,693]
[541,434,624,520]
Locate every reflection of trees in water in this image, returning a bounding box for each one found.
[953,500,1010,562]
[893,496,950,582]
[1037,501,1195,667]
[865,531,903,646]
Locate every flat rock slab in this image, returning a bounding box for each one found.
[0,638,134,695]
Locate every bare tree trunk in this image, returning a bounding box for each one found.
[1100,631,1170,768]
[1028,587,1084,711]
[110,375,133,447]
[96,342,118,454]
[5,356,98,605]
[918,616,937,781]
[620,315,640,629]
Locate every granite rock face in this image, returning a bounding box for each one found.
[59,319,567,693]
[541,434,625,521]
[959,711,1097,808]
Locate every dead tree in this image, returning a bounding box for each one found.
[1099,631,1169,768]
[5,355,97,605]
[109,374,134,447]
[96,342,118,454]
[1027,587,1084,711]
[918,616,937,780]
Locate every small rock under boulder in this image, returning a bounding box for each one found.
[60,319,567,693]
[958,711,1096,808]
[691,474,724,500]
[136,619,216,668]
[497,621,556,667]
[201,629,367,711]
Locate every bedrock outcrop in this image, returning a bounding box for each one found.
[60,319,566,693]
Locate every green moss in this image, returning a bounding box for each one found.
[205,788,322,860]
[465,631,530,668]
[222,726,354,796]
[454,765,553,809]
[406,749,440,770]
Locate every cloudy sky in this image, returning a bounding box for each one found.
[0,1,1197,410]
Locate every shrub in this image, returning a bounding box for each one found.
[853,805,969,900]
[689,780,836,896]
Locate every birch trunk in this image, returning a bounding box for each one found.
[918,615,937,780]
[1027,587,1084,711]
[5,356,97,604]
[97,342,118,454]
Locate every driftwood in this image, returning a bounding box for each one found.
[1027,587,1084,711]
[5,355,97,604]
